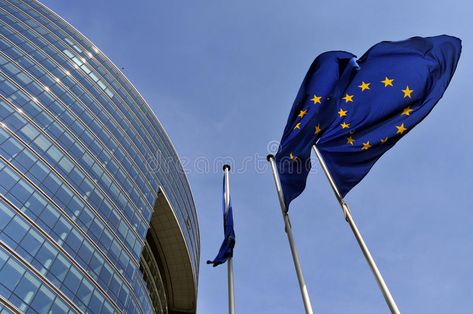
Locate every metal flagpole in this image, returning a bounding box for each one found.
[223,164,235,314]
[312,146,400,314]
[266,155,314,314]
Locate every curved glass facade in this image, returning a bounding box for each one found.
[0,0,199,313]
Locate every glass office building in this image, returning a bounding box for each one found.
[0,0,199,313]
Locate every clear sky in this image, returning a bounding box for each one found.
[41,1,472,313]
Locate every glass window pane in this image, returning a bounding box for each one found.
[0,258,25,290]
[19,229,43,256]
[4,216,29,243]
[30,285,54,313]
[50,255,69,281]
[14,272,40,306]
[0,202,14,230]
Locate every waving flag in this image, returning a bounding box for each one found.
[207,174,235,267]
[276,35,461,208]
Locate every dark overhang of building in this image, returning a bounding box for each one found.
[146,188,197,314]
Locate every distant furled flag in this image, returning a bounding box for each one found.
[276,35,461,208]
[207,175,235,267]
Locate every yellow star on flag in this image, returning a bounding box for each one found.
[401,106,413,116]
[294,122,301,130]
[402,86,414,98]
[342,94,354,103]
[380,137,389,144]
[298,110,307,118]
[396,123,407,134]
[338,108,348,117]
[347,136,355,145]
[362,141,371,150]
[340,122,350,129]
[314,124,322,135]
[381,76,394,87]
[311,95,322,104]
[358,81,370,91]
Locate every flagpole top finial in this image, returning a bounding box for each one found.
[266,154,275,161]
[223,164,231,171]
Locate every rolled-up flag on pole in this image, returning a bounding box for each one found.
[207,166,235,266]
[207,165,235,314]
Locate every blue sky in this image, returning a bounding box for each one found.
[42,1,472,313]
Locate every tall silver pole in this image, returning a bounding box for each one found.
[223,164,235,314]
[312,146,400,314]
[266,155,314,314]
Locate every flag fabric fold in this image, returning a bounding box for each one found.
[276,35,461,208]
[207,175,235,267]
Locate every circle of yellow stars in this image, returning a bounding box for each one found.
[289,75,415,159]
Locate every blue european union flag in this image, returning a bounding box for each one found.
[276,35,461,208]
[207,175,235,267]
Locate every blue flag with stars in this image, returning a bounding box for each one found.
[207,175,235,267]
[276,35,461,208]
